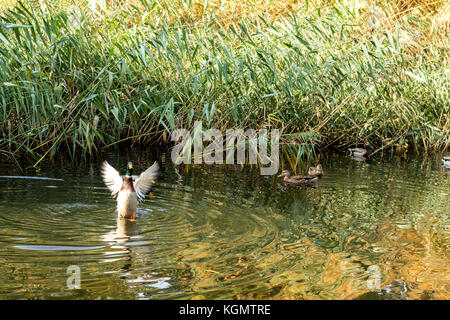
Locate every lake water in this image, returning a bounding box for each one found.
[0,150,448,299]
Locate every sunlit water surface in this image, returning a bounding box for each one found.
[0,151,448,299]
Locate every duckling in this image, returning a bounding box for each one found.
[102,161,159,219]
[442,156,450,169]
[348,147,374,158]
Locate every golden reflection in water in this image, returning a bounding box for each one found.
[373,218,449,300]
[0,154,448,299]
[169,214,449,300]
[269,218,450,300]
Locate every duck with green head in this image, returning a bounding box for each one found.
[442,156,450,170]
[348,147,374,159]
[102,161,159,220]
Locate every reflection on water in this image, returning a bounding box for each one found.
[0,152,448,299]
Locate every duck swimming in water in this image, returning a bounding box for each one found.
[308,164,324,177]
[278,164,324,186]
[102,161,159,219]
[442,156,450,170]
[348,147,373,158]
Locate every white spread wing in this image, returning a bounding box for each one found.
[134,162,159,201]
[101,161,123,197]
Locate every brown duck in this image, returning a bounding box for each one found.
[278,164,323,185]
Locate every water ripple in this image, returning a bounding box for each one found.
[0,154,448,299]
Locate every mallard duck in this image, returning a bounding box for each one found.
[278,170,320,185]
[102,161,159,219]
[442,156,450,169]
[348,147,374,158]
[308,164,324,177]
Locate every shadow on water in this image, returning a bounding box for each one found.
[0,150,448,299]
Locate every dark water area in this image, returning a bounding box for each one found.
[0,150,448,299]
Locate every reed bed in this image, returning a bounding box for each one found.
[0,0,448,167]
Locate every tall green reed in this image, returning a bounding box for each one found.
[0,0,448,169]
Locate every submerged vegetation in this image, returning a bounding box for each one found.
[0,0,449,167]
